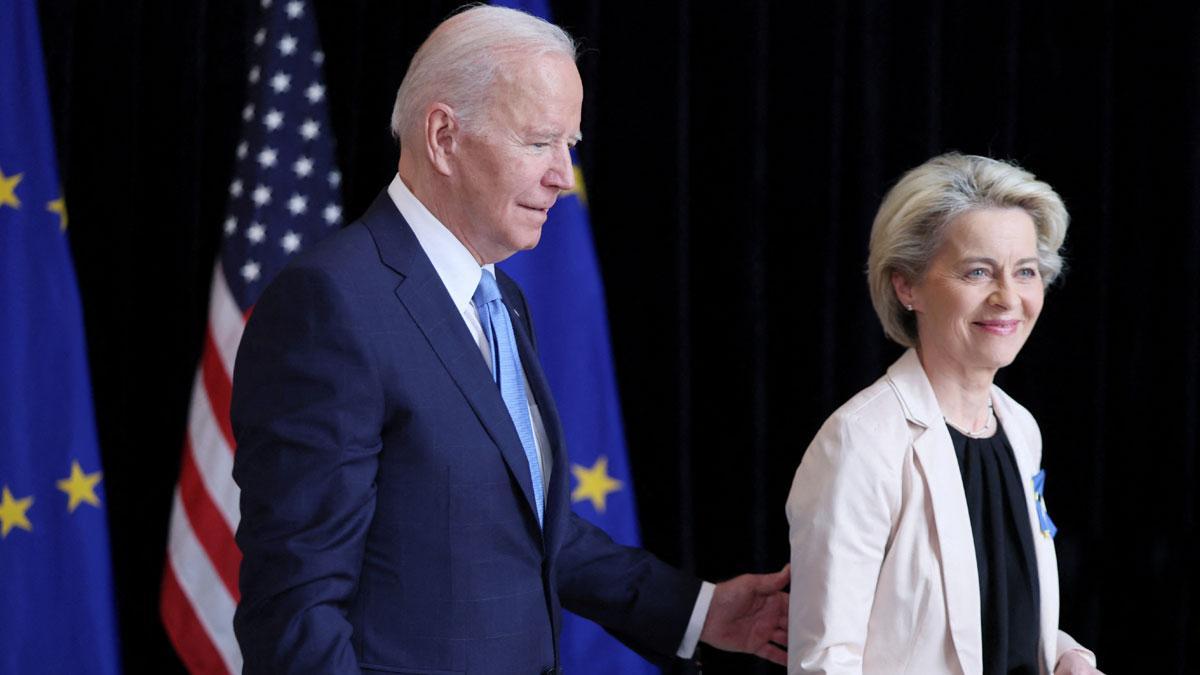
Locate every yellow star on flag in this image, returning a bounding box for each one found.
[0,167,23,210]
[570,455,623,513]
[47,197,68,231]
[0,486,34,538]
[56,460,103,513]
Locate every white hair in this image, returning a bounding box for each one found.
[390,5,578,146]
[867,153,1070,348]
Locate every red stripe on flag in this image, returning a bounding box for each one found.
[161,564,231,675]
[179,437,242,600]
[202,327,236,452]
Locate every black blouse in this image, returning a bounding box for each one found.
[947,422,1041,675]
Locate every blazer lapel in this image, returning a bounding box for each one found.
[887,350,983,674]
[993,393,1058,674]
[361,192,543,531]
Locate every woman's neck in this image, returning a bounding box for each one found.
[915,348,996,435]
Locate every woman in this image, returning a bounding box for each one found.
[786,154,1101,675]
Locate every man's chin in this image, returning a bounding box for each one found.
[518,230,544,252]
[516,220,546,250]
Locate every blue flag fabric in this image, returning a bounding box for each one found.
[0,1,123,673]
[492,2,659,673]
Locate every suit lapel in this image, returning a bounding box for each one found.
[503,277,569,555]
[887,350,983,674]
[361,192,543,531]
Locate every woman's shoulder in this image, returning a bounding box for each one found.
[830,375,910,432]
[807,375,913,463]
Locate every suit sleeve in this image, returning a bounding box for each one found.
[498,269,701,661]
[231,263,384,674]
[556,512,702,663]
[786,415,901,675]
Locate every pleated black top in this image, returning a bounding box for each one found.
[947,422,1041,675]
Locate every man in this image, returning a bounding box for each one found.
[232,6,788,673]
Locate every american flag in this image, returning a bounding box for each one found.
[160,0,341,672]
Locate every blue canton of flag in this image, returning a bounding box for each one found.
[493,2,658,673]
[221,0,343,311]
[0,1,123,673]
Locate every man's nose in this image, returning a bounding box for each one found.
[546,146,575,192]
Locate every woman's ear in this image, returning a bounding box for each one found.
[892,271,917,311]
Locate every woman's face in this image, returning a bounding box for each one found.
[895,208,1045,378]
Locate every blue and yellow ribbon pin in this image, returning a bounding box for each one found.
[1032,469,1057,539]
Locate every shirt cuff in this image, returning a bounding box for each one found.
[675,580,716,659]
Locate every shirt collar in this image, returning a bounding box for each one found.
[387,173,494,310]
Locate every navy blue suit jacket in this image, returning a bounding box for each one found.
[231,191,700,674]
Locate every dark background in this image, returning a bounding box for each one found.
[37,0,1199,672]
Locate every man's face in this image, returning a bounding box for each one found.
[450,52,582,264]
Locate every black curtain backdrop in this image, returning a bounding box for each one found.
[36,0,1199,672]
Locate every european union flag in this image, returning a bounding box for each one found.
[0,1,123,673]
[494,2,658,673]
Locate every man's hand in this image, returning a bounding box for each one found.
[1055,651,1105,675]
[699,564,790,666]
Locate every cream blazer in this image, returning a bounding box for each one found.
[786,349,1096,675]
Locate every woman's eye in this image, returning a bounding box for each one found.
[1017,267,1038,278]
[966,268,988,279]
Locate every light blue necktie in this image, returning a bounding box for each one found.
[473,269,544,526]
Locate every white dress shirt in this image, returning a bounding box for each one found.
[386,173,712,659]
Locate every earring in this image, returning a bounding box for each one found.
[905,304,914,311]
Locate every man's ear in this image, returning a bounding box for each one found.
[891,271,918,310]
[425,103,458,177]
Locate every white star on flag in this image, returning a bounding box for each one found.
[242,104,255,121]
[224,216,238,235]
[293,156,313,177]
[286,1,304,19]
[312,50,324,65]
[236,141,248,159]
[249,66,260,84]
[279,35,297,56]
[299,119,320,140]
[246,223,266,244]
[263,109,284,131]
[305,83,325,103]
[329,170,341,187]
[252,185,272,206]
[270,72,291,93]
[287,194,308,215]
[280,230,302,253]
[229,179,243,197]
[254,28,266,46]
[257,147,278,168]
[241,260,261,282]
[323,203,341,225]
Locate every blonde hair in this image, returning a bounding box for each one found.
[867,153,1069,348]
[390,5,577,146]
